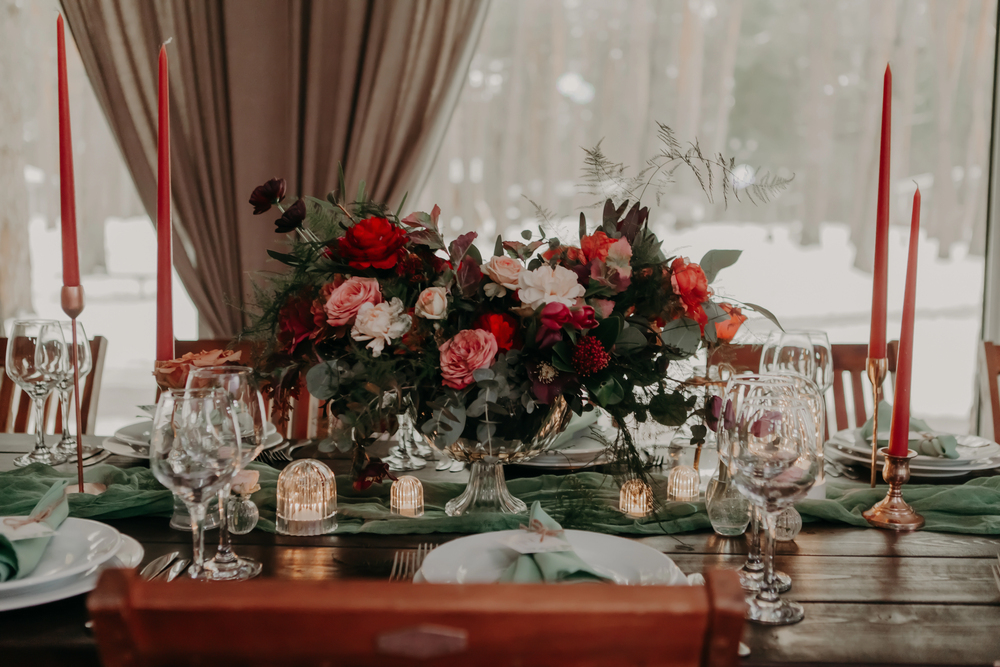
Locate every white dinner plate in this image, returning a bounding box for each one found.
[518,454,609,469]
[116,420,278,448]
[825,444,1000,476]
[0,535,143,612]
[829,429,1000,467]
[0,518,122,595]
[103,430,283,460]
[418,529,689,586]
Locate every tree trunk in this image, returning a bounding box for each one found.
[0,0,35,321]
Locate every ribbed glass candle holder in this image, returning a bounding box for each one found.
[390,476,424,517]
[619,479,651,518]
[275,459,338,536]
[667,465,700,502]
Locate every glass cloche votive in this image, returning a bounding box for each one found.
[276,459,338,536]
[667,466,700,502]
[619,479,652,518]
[390,476,424,517]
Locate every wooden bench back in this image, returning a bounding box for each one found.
[88,568,744,667]
[708,340,899,437]
[174,339,324,440]
[0,336,107,435]
[980,341,1000,440]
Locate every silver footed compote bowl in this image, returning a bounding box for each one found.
[421,396,573,516]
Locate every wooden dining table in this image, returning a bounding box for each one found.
[1,433,999,667]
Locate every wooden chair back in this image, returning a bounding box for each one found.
[708,340,899,438]
[88,568,744,667]
[0,336,107,435]
[174,339,324,440]
[980,341,1000,440]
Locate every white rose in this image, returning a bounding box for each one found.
[351,298,412,357]
[516,264,586,310]
[414,287,448,320]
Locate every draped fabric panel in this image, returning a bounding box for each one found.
[61,0,489,336]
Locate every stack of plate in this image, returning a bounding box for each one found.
[416,530,689,585]
[0,518,143,611]
[826,429,1000,478]
[103,421,283,459]
[518,437,609,469]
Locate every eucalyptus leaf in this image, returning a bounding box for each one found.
[615,324,647,355]
[649,391,690,427]
[699,249,742,284]
[744,302,784,331]
[659,317,702,357]
[305,361,340,400]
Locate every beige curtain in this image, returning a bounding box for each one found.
[61,0,489,336]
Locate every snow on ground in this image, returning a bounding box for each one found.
[20,215,982,435]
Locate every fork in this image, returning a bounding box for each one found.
[389,543,435,582]
[256,446,292,467]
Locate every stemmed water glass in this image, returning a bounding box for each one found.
[717,373,797,592]
[732,394,819,625]
[7,320,66,467]
[53,321,97,460]
[186,366,265,581]
[150,387,242,580]
[760,331,817,380]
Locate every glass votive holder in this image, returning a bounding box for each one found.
[667,465,700,502]
[620,479,652,518]
[775,506,803,542]
[390,476,424,517]
[276,459,338,536]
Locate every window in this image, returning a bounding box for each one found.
[418,0,998,433]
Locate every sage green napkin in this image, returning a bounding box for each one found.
[498,501,609,583]
[861,401,959,459]
[0,480,70,582]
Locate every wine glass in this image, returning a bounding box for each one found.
[717,373,798,592]
[732,394,819,625]
[186,366,265,581]
[53,321,97,460]
[150,388,242,580]
[7,320,66,467]
[760,331,817,380]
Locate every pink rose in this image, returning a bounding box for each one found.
[483,256,524,298]
[414,286,448,320]
[439,329,498,389]
[592,299,615,319]
[324,277,382,327]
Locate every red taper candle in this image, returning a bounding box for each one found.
[887,188,920,458]
[156,45,174,361]
[868,64,891,360]
[57,16,80,287]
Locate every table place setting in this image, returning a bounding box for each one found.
[0,480,142,612]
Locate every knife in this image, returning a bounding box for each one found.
[165,558,190,582]
[139,552,179,581]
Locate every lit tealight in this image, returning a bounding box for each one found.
[276,459,338,536]
[620,479,652,518]
[390,476,424,517]
[667,465,700,502]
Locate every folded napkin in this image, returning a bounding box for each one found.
[0,480,70,582]
[498,502,609,583]
[861,401,959,459]
[547,411,601,451]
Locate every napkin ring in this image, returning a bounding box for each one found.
[518,518,562,541]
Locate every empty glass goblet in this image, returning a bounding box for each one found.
[53,321,97,460]
[760,330,817,380]
[7,320,66,467]
[186,366,266,581]
[150,388,242,580]
[733,394,819,625]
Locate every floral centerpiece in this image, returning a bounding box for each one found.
[242,127,787,514]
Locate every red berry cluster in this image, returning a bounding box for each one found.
[571,336,610,376]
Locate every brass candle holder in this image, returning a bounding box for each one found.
[61,285,86,494]
[862,448,924,531]
[865,357,888,488]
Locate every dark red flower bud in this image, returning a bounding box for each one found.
[249,178,287,215]
[275,199,306,234]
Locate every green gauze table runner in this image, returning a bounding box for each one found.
[2,463,1000,535]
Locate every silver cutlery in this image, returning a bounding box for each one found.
[389,543,435,582]
[165,558,190,582]
[139,552,178,581]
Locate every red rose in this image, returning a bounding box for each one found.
[337,217,409,269]
[580,231,617,263]
[474,312,521,352]
[277,294,316,354]
[670,257,710,332]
